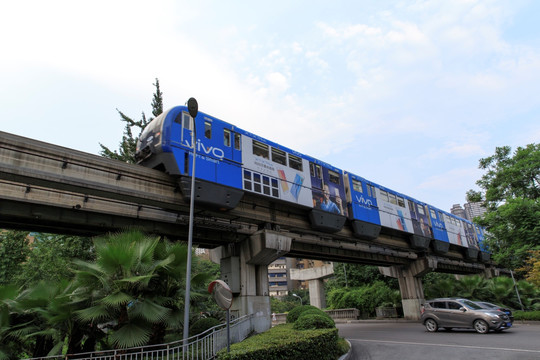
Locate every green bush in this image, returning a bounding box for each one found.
[215,324,341,360]
[189,317,221,336]
[293,314,335,330]
[327,281,396,317]
[513,310,540,321]
[286,305,320,323]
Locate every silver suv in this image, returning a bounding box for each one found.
[421,298,513,334]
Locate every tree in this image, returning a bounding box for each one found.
[467,144,540,269]
[14,234,94,287]
[99,78,163,163]
[326,263,398,291]
[0,231,30,286]
[72,230,212,349]
[518,250,540,287]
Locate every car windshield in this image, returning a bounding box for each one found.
[461,300,483,309]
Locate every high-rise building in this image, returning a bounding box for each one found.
[464,202,487,221]
[450,204,467,219]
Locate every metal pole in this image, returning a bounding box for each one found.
[227,309,231,353]
[510,270,525,311]
[183,98,198,343]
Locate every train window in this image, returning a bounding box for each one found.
[430,209,436,218]
[288,154,303,171]
[224,129,231,147]
[328,170,340,184]
[204,121,212,139]
[272,148,287,165]
[352,179,363,193]
[408,200,414,210]
[418,205,426,216]
[234,132,241,150]
[243,169,279,198]
[252,140,269,159]
[380,190,389,202]
[309,163,322,179]
[182,113,193,130]
[438,211,444,220]
[367,184,375,198]
[397,196,405,207]
[388,193,397,205]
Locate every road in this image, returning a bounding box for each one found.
[337,321,540,360]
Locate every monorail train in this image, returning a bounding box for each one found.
[135,105,489,262]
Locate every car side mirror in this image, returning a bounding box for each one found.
[459,307,466,312]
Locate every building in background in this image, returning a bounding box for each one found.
[464,202,487,221]
[451,202,486,221]
[268,257,330,297]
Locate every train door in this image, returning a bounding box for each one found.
[309,162,347,216]
[427,206,449,242]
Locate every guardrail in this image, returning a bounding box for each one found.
[25,314,256,360]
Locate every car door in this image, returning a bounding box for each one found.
[445,301,470,327]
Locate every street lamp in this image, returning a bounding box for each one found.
[183,97,199,343]
[292,293,303,305]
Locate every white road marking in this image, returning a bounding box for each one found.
[351,339,540,354]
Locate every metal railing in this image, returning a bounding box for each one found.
[26,314,256,360]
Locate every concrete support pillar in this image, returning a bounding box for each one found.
[290,263,334,309]
[379,257,436,320]
[210,230,291,333]
[308,279,326,308]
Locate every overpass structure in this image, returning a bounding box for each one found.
[0,131,499,325]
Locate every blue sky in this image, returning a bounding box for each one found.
[1,0,539,212]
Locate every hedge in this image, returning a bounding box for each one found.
[215,324,340,360]
[286,305,321,323]
[294,314,335,330]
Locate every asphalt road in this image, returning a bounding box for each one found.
[337,321,540,360]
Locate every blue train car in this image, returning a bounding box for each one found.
[136,105,244,209]
[137,105,489,260]
[344,172,381,240]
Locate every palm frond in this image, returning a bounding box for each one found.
[109,321,152,349]
[129,299,171,323]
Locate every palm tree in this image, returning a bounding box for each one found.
[456,275,488,300]
[72,230,212,349]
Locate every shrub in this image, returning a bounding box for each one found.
[216,324,340,360]
[189,317,221,336]
[286,305,320,323]
[513,310,540,321]
[293,314,335,330]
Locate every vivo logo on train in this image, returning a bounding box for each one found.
[135,105,489,261]
[182,139,226,160]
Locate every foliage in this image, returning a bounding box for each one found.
[326,281,398,317]
[517,250,540,287]
[15,234,94,287]
[71,229,212,349]
[423,274,540,311]
[0,231,30,286]
[215,324,341,360]
[99,78,163,163]
[270,297,298,314]
[423,272,456,299]
[189,317,221,336]
[467,144,540,269]
[326,263,398,291]
[286,305,320,323]
[513,310,540,321]
[293,314,335,330]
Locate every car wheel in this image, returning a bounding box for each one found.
[425,319,438,332]
[474,319,489,334]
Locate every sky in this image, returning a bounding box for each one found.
[1,0,539,213]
